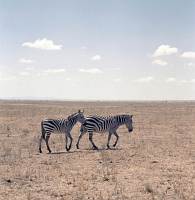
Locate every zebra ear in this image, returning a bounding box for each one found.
[130,115,133,118]
[78,109,84,113]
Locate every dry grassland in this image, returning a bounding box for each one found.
[0,100,195,200]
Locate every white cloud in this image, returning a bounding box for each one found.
[44,69,66,74]
[79,68,103,74]
[191,79,195,83]
[111,67,121,70]
[36,68,66,77]
[153,45,178,57]
[19,58,34,64]
[166,77,176,82]
[167,79,195,84]
[0,76,16,81]
[152,59,168,66]
[36,73,42,77]
[0,72,16,81]
[134,76,154,83]
[25,66,34,71]
[91,55,101,61]
[181,52,195,59]
[19,72,30,76]
[81,46,88,50]
[180,80,189,83]
[187,63,195,67]
[113,78,121,82]
[22,38,62,50]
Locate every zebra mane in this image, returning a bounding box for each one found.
[67,112,78,120]
[89,114,130,119]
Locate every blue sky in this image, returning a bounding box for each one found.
[0,0,195,100]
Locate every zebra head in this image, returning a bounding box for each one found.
[125,115,133,133]
[77,109,85,123]
[68,110,85,124]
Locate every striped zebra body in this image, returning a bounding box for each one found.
[76,114,133,150]
[42,118,77,137]
[39,110,85,153]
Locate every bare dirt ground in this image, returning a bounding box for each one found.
[0,100,195,200]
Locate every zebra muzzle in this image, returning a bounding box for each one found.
[128,128,133,132]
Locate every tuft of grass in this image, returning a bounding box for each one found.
[145,183,154,193]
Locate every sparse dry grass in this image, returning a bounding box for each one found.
[0,100,195,200]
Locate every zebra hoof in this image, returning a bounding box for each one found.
[113,143,117,147]
[76,145,79,149]
[92,146,98,150]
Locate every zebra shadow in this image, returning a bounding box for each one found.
[50,150,83,155]
[81,147,123,153]
[49,148,122,155]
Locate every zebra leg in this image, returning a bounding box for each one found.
[67,134,73,151]
[113,131,119,147]
[39,123,46,153]
[45,135,52,153]
[39,134,43,153]
[76,130,86,149]
[89,132,98,150]
[107,132,113,149]
[65,135,69,151]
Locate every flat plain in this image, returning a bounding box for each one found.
[0,100,195,200]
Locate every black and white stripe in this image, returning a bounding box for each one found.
[39,110,85,153]
[76,114,133,150]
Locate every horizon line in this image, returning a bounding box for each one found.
[0,97,195,102]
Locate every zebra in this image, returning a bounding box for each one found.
[39,110,85,153]
[76,114,133,150]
